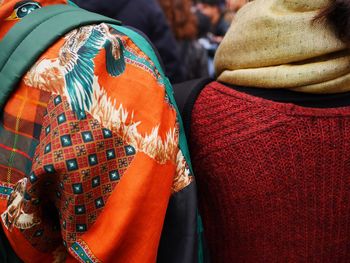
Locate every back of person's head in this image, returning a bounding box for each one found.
[316,0,350,44]
[195,9,211,37]
[158,0,198,40]
[196,0,224,26]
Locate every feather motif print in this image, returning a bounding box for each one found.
[60,24,125,119]
[89,77,193,191]
[24,58,64,93]
[24,24,126,119]
[23,27,193,191]
[1,178,40,231]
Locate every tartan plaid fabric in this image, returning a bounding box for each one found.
[0,86,50,192]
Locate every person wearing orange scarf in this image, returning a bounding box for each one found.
[0,1,202,262]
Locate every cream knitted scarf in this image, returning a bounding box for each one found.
[215,0,350,93]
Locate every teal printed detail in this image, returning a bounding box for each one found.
[71,242,95,263]
[0,185,13,197]
[104,38,125,77]
[67,0,79,7]
[123,50,156,76]
[197,211,205,262]
[13,2,42,20]
[110,25,165,76]
[0,4,121,111]
[64,26,126,120]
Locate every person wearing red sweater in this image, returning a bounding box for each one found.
[190,0,350,261]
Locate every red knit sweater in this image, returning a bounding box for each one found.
[191,81,350,262]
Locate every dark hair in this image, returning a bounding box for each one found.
[316,0,350,43]
[197,0,221,6]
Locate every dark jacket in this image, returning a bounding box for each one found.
[73,0,185,83]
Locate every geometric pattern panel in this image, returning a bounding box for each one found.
[22,95,136,251]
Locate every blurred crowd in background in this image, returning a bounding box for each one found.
[157,0,249,82]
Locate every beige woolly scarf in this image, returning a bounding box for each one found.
[215,0,350,93]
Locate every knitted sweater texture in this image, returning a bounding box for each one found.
[191,81,350,262]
